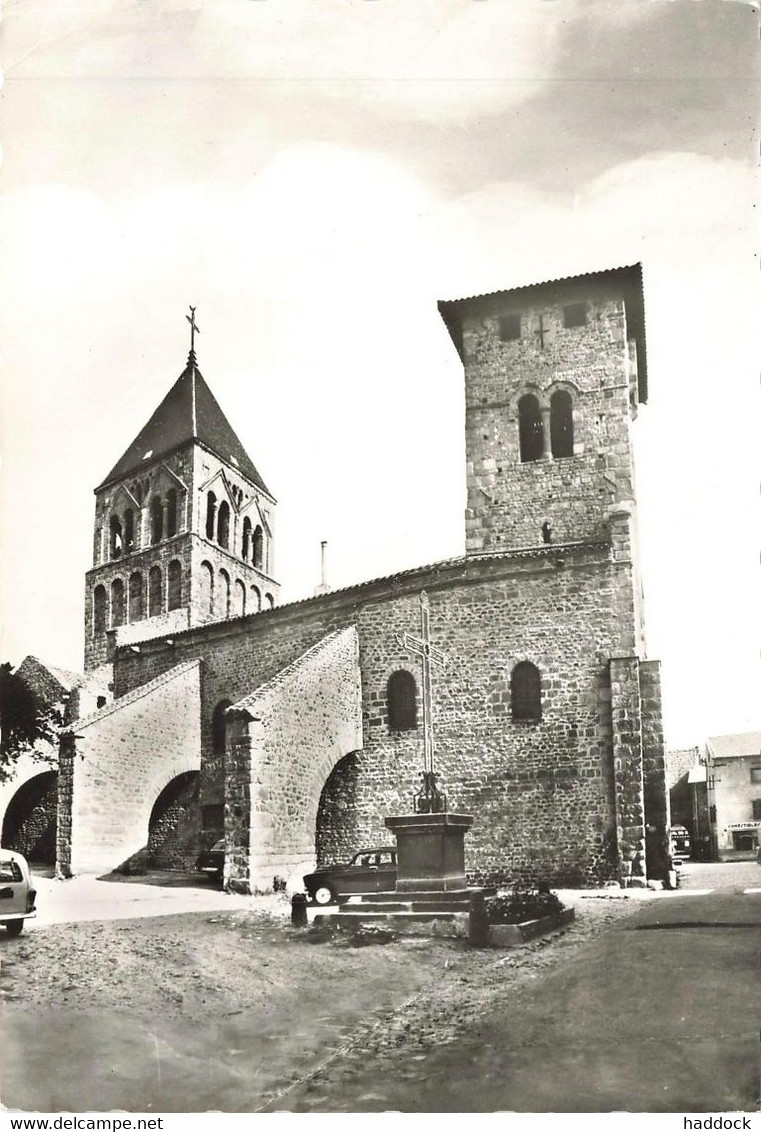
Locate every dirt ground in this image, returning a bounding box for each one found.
[0,893,640,1113]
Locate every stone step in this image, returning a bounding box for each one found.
[316,910,469,925]
[345,888,484,904]
[341,899,471,915]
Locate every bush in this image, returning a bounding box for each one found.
[486,881,563,925]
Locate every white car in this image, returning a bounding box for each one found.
[0,848,37,936]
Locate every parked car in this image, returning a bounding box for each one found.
[0,848,37,936]
[304,847,397,905]
[669,825,691,863]
[196,837,224,882]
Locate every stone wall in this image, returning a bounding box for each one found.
[0,768,58,863]
[457,286,640,554]
[640,659,668,832]
[110,544,649,886]
[225,626,363,892]
[58,659,202,874]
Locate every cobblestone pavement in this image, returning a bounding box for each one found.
[678,859,761,892]
[269,895,641,1112]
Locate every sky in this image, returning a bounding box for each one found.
[0,0,758,748]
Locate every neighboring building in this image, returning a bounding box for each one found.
[2,264,670,890]
[665,745,711,859]
[706,732,761,860]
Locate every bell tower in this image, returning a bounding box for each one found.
[84,313,279,671]
[438,263,647,554]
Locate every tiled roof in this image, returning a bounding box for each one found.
[64,658,201,734]
[706,732,761,760]
[115,539,609,651]
[96,356,271,495]
[437,262,648,403]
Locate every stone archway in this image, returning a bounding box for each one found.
[316,752,361,868]
[147,770,200,870]
[1,770,58,864]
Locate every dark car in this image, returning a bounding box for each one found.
[304,847,397,905]
[196,837,224,881]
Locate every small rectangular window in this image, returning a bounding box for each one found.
[752,799,761,820]
[563,302,587,328]
[498,314,521,341]
[750,768,761,783]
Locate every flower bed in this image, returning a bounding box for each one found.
[485,883,574,948]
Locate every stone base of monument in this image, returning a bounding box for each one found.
[313,887,486,939]
[384,811,474,891]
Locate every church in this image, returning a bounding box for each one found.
[2,264,668,891]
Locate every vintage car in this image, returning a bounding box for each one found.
[0,848,37,936]
[196,837,224,881]
[303,847,397,905]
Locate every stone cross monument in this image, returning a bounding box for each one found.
[386,591,473,891]
[397,590,448,811]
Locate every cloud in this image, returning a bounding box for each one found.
[4,0,564,122]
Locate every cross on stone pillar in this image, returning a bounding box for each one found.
[396,591,447,779]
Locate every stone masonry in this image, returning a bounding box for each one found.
[225,626,362,892]
[55,264,667,889]
[58,659,201,874]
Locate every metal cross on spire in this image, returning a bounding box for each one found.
[397,591,447,782]
[186,306,200,359]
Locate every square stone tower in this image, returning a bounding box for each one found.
[84,348,279,671]
[438,263,646,555]
[439,265,667,879]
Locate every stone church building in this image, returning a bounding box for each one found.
[3,263,668,890]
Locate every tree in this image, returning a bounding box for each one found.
[0,663,62,782]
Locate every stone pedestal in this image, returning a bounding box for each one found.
[385,812,473,892]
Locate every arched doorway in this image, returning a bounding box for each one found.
[147,770,200,870]
[315,752,361,868]
[2,770,58,865]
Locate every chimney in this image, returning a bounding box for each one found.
[314,540,330,596]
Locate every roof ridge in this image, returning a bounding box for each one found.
[115,541,610,651]
[96,361,270,495]
[230,627,355,715]
[65,658,201,734]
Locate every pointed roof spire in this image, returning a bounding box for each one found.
[96,310,272,496]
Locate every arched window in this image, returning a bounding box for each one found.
[217,501,230,549]
[200,560,214,615]
[211,699,233,756]
[128,572,143,622]
[251,584,261,612]
[518,394,544,463]
[124,508,135,553]
[242,516,253,561]
[93,585,107,635]
[148,565,163,617]
[219,569,231,618]
[205,492,217,541]
[109,515,123,559]
[111,578,125,628]
[150,497,163,545]
[387,670,417,731]
[264,592,274,609]
[234,579,246,617]
[167,560,182,611]
[253,525,264,569]
[550,390,574,458]
[511,661,541,722]
[166,489,178,538]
